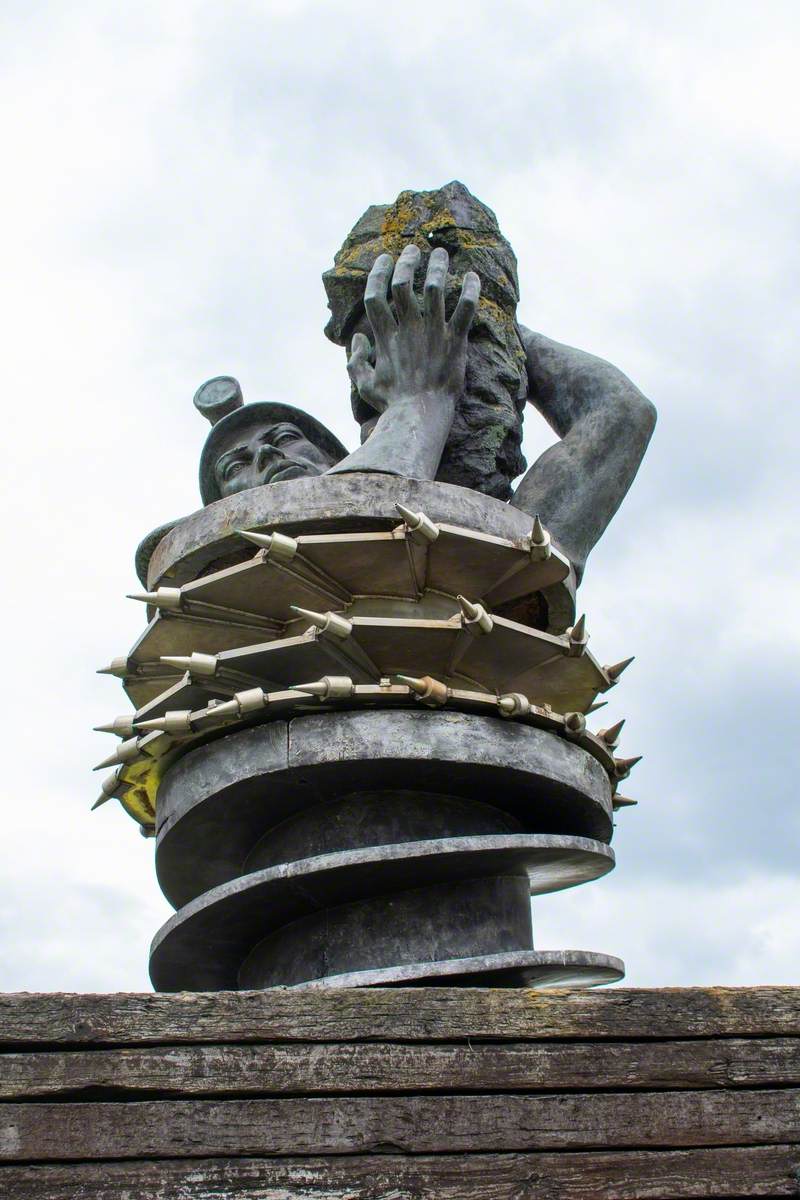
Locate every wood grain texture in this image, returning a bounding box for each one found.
[2,1089,798,1161]
[2,1146,799,1199]
[1,1037,799,1099]
[1,987,798,1047]
[2,988,798,1197]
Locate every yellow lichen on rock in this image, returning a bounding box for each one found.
[379,194,422,255]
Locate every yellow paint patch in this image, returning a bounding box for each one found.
[117,749,178,832]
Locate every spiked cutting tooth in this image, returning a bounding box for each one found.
[321,611,353,639]
[269,531,299,561]
[498,693,530,718]
[599,718,626,747]
[322,676,354,699]
[92,748,124,772]
[395,502,419,525]
[185,698,241,728]
[290,606,352,640]
[614,754,643,779]
[395,502,439,543]
[94,716,136,737]
[201,699,242,724]
[396,674,447,706]
[290,605,327,630]
[294,675,354,700]
[237,529,298,562]
[585,700,608,714]
[162,710,193,735]
[93,737,140,771]
[457,595,493,634]
[160,652,218,677]
[293,679,328,697]
[134,717,169,733]
[458,595,480,621]
[569,614,587,643]
[605,656,635,683]
[565,614,588,657]
[397,674,428,697]
[238,529,274,550]
[160,655,192,671]
[127,587,182,611]
[92,770,122,809]
[200,654,220,673]
[564,711,586,734]
[529,514,552,560]
[395,501,420,526]
[136,710,193,735]
[97,657,130,678]
[234,688,269,715]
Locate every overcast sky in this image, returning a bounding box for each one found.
[1,0,798,993]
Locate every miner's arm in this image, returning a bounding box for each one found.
[512,326,657,580]
[327,245,477,481]
[326,393,453,480]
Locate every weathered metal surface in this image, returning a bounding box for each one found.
[149,835,616,991]
[271,951,625,992]
[144,474,576,630]
[155,711,613,908]
[143,520,572,622]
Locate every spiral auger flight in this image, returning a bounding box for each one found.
[94,479,640,990]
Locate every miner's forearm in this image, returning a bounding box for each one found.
[327,393,455,481]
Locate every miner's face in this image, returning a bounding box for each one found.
[214,422,334,498]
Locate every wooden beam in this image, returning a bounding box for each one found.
[2,1145,799,1198]
[1,987,798,1047]
[2,1089,799,1161]
[1,1037,799,1100]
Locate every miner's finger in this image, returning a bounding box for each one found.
[391,243,422,323]
[450,270,481,337]
[346,332,375,392]
[348,330,373,363]
[364,254,396,345]
[423,246,448,327]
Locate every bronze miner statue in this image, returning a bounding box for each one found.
[96,181,655,992]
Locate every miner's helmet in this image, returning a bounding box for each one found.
[196,376,348,506]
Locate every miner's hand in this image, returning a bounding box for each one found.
[347,244,480,414]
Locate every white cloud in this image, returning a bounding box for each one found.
[534,871,800,987]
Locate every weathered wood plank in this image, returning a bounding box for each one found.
[1,1089,798,1161]
[1,988,798,1047]
[2,1146,799,1198]
[1,1037,798,1099]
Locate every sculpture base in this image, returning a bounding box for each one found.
[150,710,620,991]
[131,475,629,992]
